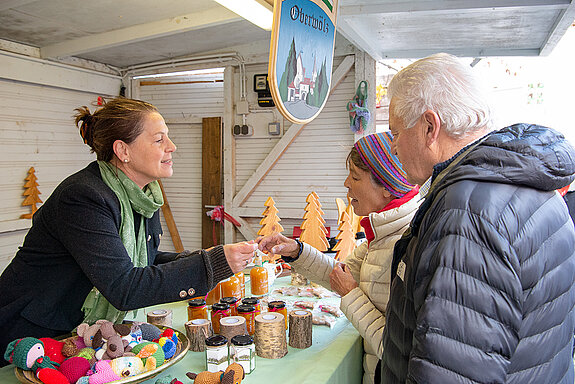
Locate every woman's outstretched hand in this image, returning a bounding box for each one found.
[223,240,258,273]
[256,233,299,259]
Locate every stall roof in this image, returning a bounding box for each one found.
[0,0,574,69]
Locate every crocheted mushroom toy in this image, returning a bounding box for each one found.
[4,337,69,384]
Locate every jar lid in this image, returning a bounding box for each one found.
[205,334,228,347]
[242,297,260,305]
[237,304,256,313]
[188,298,206,307]
[231,334,254,346]
[220,296,239,304]
[268,300,286,309]
[212,302,230,311]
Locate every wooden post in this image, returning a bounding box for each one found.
[158,180,184,253]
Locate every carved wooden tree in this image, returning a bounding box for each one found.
[21,167,42,219]
[333,211,356,261]
[299,192,329,252]
[346,196,363,234]
[258,197,284,262]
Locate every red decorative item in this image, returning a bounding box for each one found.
[206,206,241,246]
[97,96,104,106]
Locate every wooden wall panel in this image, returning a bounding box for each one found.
[0,78,106,273]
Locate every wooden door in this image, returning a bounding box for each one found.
[202,117,222,248]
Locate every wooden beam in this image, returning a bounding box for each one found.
[158,180,184,252]
[339,0,570,16]
[40,8,242,59]
[228,214,258,241]
[223,66,236,244]
[0,0,36,11]
[232,55,355,207]
[540,2,575,55]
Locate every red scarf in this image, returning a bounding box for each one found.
[360,186,420,245]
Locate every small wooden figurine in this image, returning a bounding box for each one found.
[21,167,42,219]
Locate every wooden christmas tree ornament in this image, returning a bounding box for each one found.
[299,192,329,252]
[258,197,284,263]
[333,211,356,261]
[21,167,42,219]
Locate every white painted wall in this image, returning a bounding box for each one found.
[136,72,225,252]
[0,54,121,272]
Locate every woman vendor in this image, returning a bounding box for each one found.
[0,97,256,364]
[257,132,421,384]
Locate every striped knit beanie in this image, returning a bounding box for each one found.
[354,131,415,198]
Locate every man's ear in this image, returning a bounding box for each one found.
[422,109,441,146]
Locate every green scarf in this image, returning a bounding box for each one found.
[81,161,164,324]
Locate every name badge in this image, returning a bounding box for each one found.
[396,260,406,281]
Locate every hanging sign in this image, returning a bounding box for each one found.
[268,0,338,124]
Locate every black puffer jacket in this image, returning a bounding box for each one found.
[381,124,575,383]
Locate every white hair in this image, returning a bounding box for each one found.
[388,53,494,138]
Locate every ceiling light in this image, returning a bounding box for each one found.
[214,0,273,31]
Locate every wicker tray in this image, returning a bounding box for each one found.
[14,323,189,384]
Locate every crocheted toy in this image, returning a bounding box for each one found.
[131,341,165,371]
[4,337,69,384]
[58,356,90,384]
[186,362,244,384]
[92,321,132,360]
[39,338,66,365]
[153,328,179,359]
[77,360,121,384]
[76,320,107,348]
[109,355,146,378]
[137,322,163,341]
[121,322,143,352]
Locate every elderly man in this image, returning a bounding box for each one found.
[380,53,575,383]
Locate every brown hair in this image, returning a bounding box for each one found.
[74,97,159,161]
[347,146,385,187]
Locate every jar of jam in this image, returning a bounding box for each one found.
[188,298,208,321]
[268,300,288,329]
[236,272,245,298]
[206,282,222,306]
[241,297,261,315]
[211,302,231,334]
[220,297,240,316]
[221,275,242,299]
[250,255,268,296]
[237,304,257,335]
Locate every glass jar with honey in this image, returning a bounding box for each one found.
[241,297,261,315]
[221,275,242,299]
[206,282,222,306]
[220,297,240,316]
[188,298,208,321]
[250,253,268,296]
[268,300,288,329]
[211,302,231,334]
[236,272,245,298]
[237,304,257,335]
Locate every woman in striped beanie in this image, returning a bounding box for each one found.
[257,131,421,384]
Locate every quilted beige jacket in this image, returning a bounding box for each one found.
[291,194,421,384]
